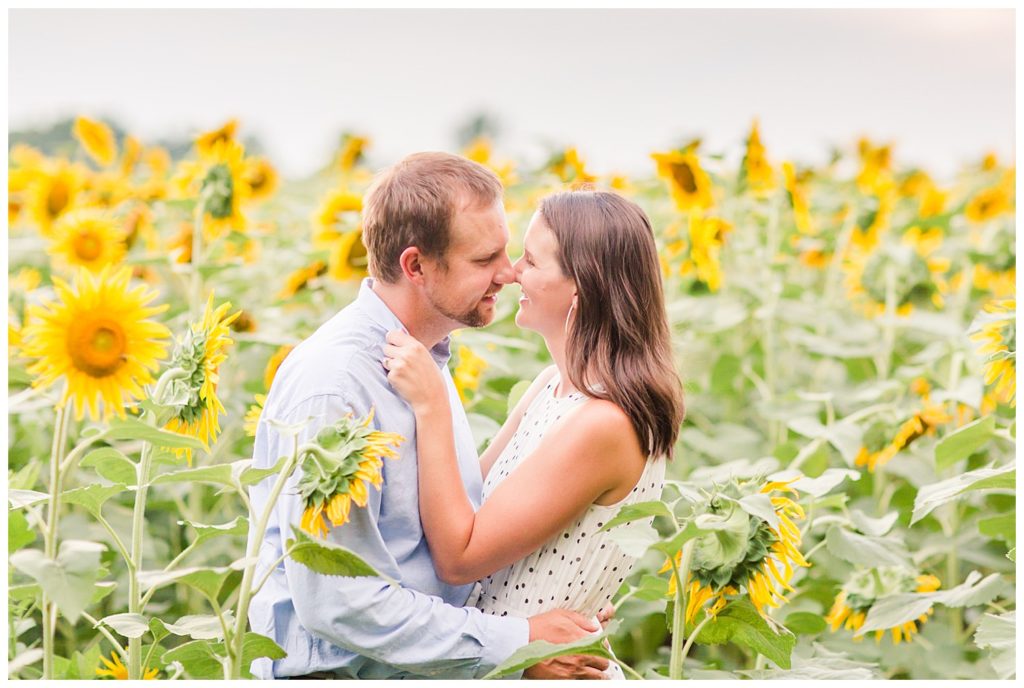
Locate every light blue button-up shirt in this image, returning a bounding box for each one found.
[247,279,529,679]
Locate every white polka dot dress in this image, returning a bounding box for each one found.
[473,372,666,622]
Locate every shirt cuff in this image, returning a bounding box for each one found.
[474,612,531,680]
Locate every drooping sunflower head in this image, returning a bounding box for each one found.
[965,185,1012,224]
[782,162,814,235]
[740,119,775,195]
[313,189,363,248]
[22,266,171,421]
[241,156,279,202]
[826,567,941,644]
[297,410,404,537]
[47,208,127,274]
[278,260,329,301]
[73,116,118,168]
[163,293,240,463]
[652,149,714,212]
[195,119,239,156]
[969,299,1016,407]
[660,476,809,623]
[328,227,370,282]
[337,133,370,174]
[28,160,85,236]
[171,138,249,239]
[686,213,732,293]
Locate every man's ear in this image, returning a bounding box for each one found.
[399,246,425,284]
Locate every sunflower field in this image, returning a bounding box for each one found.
[7,117,1016,680]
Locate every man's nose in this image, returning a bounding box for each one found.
[494,253,515,284]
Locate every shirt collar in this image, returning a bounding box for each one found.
[357,278,453,365]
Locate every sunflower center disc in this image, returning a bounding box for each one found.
[68,317,127,377]
[74,231,104,261]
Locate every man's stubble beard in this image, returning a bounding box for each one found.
[427,285,495,329]
[431,296,492,329]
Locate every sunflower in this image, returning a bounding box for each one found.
[740,120,775,196]
[453,345,488,403]
[27,160,85,236]
[660,477,809,624]
[969,299,1016,407]
[163,294,240,464]
[47,209,127,274]
[314,189,363,248]
[278,260,328,300]
[826,568,941,645]
[965,185,1012,224]
[550,147,597,185]
[463,137,518,187]
[171,138,249,239]
[328,227,370,282]
[117,135,143,177]
[10,267,42,293]
[855,139,893,194]
[652,150,714,212]
[854,403,954,472]
[849,191,894,253]
[241,156,279,202]
[167,222,195,264]
[264,344,295,391]
[783,162,814,235]
[195,119,238,156]
[95,650,158,680]
[336,133,370,173]
[298,410,404,537]
[73,116,118,168]
[21,266,171,421]
[83,170,134,208]
[686,212,732,292]
[973,264,1016,299]
[244,393,266,437]
[230,309,257,333]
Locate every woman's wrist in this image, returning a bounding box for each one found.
[413,396,452,423]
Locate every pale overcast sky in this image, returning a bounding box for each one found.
[8,8,1015,180]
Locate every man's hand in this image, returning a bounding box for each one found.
[524,609,610,680]
[597,603,615,629]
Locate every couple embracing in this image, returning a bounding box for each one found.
[247,152,684,679]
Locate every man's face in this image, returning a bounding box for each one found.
[421,197,514,329]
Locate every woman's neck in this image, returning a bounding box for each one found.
[543,331,576,397]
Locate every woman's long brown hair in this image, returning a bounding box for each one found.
[539,190,685,459]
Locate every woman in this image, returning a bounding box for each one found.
[384,190,684,677]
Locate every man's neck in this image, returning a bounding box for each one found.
[371,279,453,350]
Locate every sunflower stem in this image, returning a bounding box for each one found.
[679,611,716,673]
[668,538,696,680]
[228,434,300,679]
[41,400,70,681]
[127,436,156,680]
[878,262,898,380]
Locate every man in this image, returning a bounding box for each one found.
[247,152,611,679]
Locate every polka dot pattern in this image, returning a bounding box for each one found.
[474,371,666,620]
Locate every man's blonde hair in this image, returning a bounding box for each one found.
[362,152,503,283]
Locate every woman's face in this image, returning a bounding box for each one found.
[513,212,576,337]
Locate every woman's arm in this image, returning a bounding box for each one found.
[411,396,641,585]
[478,365,558,479]
[383,331,644,585]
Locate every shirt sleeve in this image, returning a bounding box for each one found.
[261,391,529,679]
